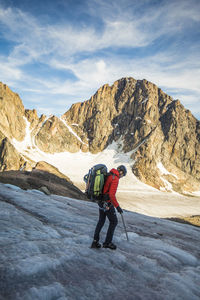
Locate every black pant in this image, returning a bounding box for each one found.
[94,205,118,244]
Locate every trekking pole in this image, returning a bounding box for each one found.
[121,213,129,241]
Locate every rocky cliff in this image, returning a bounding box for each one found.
[34,115,88,153]
[0,82,26,140]
[0,83,34,171]
[62,77,200,193]
[0,78,199,193]
[62,78,174,153]
[0,83,79,185]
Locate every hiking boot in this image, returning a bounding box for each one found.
[103,242,117,250]
[91,240,101,249]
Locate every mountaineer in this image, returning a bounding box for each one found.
[91,165,127,250]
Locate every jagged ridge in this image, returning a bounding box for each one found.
[0,78,200,193]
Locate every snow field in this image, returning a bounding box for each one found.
[0,183,200,300]
[11,118,200,218]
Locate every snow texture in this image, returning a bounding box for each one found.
[0,183,200,300]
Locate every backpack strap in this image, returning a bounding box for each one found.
[101,172,116,203]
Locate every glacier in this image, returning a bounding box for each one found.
[0,183,200,300]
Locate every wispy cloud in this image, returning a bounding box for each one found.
[0,0,199,118]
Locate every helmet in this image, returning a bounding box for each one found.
[117,165,127,177]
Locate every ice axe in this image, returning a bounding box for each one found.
[121,213,129,241]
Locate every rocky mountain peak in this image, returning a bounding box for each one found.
[61,77,200,193]
[0,78,199,194]
[62,77,173,153]
[25,109,39,129]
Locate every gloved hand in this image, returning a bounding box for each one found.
[116,206,123,214]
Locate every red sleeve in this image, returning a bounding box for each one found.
[103,175,119,208]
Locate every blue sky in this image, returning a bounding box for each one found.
[0,0,200,119]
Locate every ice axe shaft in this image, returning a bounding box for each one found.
[121,213,129,241]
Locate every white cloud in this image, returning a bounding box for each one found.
[0,2,199,66]
[0,56,22,82]
[0,1,199,119]
[51,53,200,117]
[0,2,175,62]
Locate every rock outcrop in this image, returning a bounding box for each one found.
[0,170,87,199]
[0,135,25,171]
[34,161,73,184]
[34,116,87,153]
[131,99,200,192]
[0,82,26,141]
[25,109,40,129]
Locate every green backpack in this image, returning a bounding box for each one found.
[84,164,108,201]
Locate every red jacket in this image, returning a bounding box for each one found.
[103,168,120,208]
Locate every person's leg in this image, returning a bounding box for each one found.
[93,209,106,242]
[104,206,118,244]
